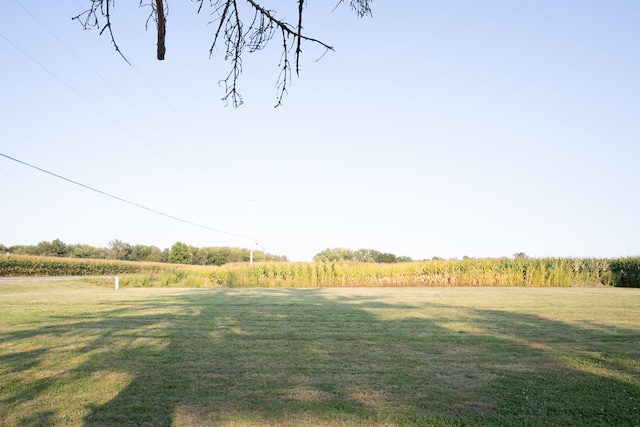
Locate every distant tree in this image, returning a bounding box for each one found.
[353,249,374,262]
[130,244,164,262]
[108,239,132,260]
[67,245,83,258]
[73,0,372,106]
[7,245,28,255]
[50,239,68,257]
[190,246,205,265]
[265,253,289,262]
[193,246,286,265]
[31,239,68,257]
[0,243,7,253]
[34,241,53,256]
[225,248,246,264]
[129,245,148,262]
[314,248,410,263]
[193,247,227,265]
[161,248,171,263]
[169,242,193,264]
[313,248,354,262]
[513,252,529,260]
[146,246,165,262]
[68,244,108,259]
[208,247,231,265]
[365,249,381,262]
[371,250,397,264]
[6,238,284,264]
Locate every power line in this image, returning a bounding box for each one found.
[0,152,251,240]
[11,0,222,180]
[11,0,166,148]
[0,31,175,166]
[2,8,272,252]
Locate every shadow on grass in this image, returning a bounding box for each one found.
[1,288,639,426]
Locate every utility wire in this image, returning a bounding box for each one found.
[2,8,268,251]
[0,152,251,240]
[12,1,169,153]
[12,0,222,181]
[0,31,174,167]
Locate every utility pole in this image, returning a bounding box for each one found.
[246,199,260,265]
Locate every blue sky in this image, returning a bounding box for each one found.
[1,1,639,261]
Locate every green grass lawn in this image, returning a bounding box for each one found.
[1,281,639,426]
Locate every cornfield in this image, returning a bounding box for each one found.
[3,254,639,287]
[220,257,617,287]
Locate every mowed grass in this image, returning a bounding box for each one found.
[0,281,639,426]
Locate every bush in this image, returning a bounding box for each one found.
[608,257,640,288]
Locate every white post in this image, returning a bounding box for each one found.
[115,276,119,291]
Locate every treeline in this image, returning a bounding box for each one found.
[313,247,412,263]
[0,239,288,266]
[1,241,413,266]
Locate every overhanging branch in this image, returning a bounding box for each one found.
[74,0,373,106]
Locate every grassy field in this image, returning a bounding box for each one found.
[1,280,639,426]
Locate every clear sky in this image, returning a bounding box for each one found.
[1,1,639,262]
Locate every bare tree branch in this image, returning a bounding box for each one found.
[74,0,373,106]
[72,0,131,65]
[155,0,166,60]
[334,0,373,18]
[207,0,337,107]
[275,26,291,108]
[296,0,304,77]
[209,0,232,57]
